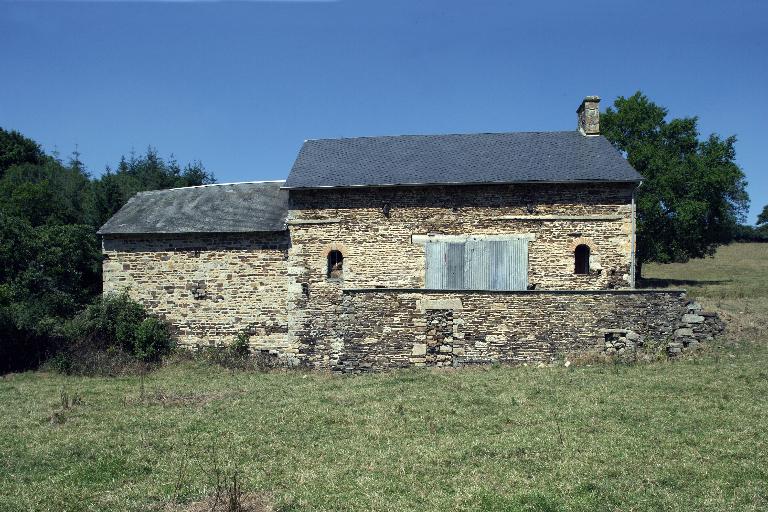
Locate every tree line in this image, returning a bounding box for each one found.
[0,91,764,372]
[0,129,214,371]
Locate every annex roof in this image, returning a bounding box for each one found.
[97,181,288,235]
[284,131,642,188]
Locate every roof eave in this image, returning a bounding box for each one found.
[98,227,289,237]
[281,179,642,190]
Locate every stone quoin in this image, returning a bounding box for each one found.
[99,96,724,371]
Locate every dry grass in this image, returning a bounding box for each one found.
[164,493,274,512]
[643,242,768,336]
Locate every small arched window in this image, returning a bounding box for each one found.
[574,244,590,275]
[327,250,344,279]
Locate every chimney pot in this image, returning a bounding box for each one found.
[577,96,600,136]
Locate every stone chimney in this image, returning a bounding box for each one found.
[577,96,600,136]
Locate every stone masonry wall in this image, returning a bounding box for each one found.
[322,289,690,372]
[100,232,722,373]
[288,183,636,291]
[101,183,649,368]
[286,183,637,365]
[102,232,296,360]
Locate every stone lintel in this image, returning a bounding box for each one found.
[417,298,463,312]
[490,215,623,221]
[411,233,536,245]
[288,218,342,225]
[343,288,686,295]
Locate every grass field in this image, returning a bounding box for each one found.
[2,243,767,511]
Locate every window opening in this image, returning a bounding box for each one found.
[327,250,344,279]
[575,244,590,275]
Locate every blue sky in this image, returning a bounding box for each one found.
[1,0,766,222]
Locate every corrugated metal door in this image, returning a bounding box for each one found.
[425,241,465,289]
[426,239,528,291]
[493,239,528,291]
[464,241,491,290]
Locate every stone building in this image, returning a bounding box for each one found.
[99,97,718,371]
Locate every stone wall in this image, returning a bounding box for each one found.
[667,302,725,356]
[101,230,723,372]
[286,183,638,365]
[310,289,691,372]
[102,233,296,360]
[288,183,636,292]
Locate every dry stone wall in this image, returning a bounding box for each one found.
[667,302,725,356]
[324,289,692,372]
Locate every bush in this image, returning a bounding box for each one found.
[60,292,173,371]
[0,213,102,373]
[230,331,251,357]
[198,331,278,371]
[134,317,173,362]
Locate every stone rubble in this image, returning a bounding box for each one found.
[666,301,725,357]
[598,300,725,359]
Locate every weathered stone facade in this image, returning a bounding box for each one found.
[287,183,636,291]
[274,182,645,370]
[102,232,295,360]
[301,289,691,371]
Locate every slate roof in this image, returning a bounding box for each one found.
[284,131,642,188]
[97,181,288,235]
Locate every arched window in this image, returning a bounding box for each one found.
[574,244,590,275]
[327,250,344,279]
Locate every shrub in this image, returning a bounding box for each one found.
[134,317,173,362]
[58,292,174,372]
[230,332,251,357]
[198,331,278,372]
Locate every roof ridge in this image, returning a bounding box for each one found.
[137,180,286,195]
[304,130,580,143]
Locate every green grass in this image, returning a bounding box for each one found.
[2,243,768,511]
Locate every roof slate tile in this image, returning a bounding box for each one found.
[97,181,288,235]
[284,131,642,188]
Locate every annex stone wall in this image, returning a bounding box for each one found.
[102,233,296,359]
[304,289,692,372]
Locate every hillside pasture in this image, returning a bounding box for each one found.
[1,243,767,511]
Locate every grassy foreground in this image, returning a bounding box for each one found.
[2,244,768,511]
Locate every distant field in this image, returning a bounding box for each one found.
[643,242,768,300]
[1,244,767,511]
[644,242,768,335]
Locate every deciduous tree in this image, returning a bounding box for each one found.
[601,92,749,275]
